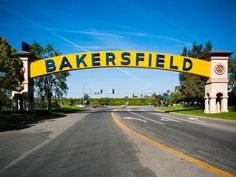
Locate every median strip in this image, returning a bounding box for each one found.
[111,112,236,177]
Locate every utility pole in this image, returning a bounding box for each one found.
[171,81,174,92]
[82,83,85,107]
[87,88,92,108]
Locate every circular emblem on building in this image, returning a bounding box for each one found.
[214,63,225,75]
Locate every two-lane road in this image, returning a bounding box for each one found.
[0,106,235,177]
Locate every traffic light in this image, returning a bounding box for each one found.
[112,89,115,94]
[100,89,103,94]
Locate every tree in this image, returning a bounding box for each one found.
[170,91,183,104]
[179,41,212,105]
[99,98,110,105]
[30,42,70,110]
[0,36,24,110]
[84,94,91,105]
[229,58,236,90]
[151,93,162,106]
[228,58,236,106]
[68,98,75,106]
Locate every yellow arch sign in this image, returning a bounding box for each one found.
[30,51,210,78]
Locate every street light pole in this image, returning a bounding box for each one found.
[171,81,174,92]
[83,83,85,107]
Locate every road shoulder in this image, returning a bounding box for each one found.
[0,112,88,171]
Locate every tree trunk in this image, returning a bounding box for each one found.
[197,99,200,106]
[191,100,194,106]
[55,100,58,109]
[47,92,51,110]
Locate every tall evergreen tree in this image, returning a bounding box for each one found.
[179,41,212,105]
[0,36,24,110]
[30,42,70,110]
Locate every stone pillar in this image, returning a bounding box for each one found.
[201,51,233,114]
[221,97,228,112]
[12,51,34,111]
[204,97,209,113]
[216,100,220,113]
[209,97,217,113]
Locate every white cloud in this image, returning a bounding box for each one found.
[52,28,191,47]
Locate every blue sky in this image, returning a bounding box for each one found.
[1,0,235,98]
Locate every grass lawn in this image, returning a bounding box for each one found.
[52,106,85,113]
[157,105,236,121]
[0,106,84,131]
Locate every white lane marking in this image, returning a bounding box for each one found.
[151,112,206,124]
[188,117,206,123]
[150,112,182,122]
[161,117,181,123]
[124,117,147,123]
[189,117,199,120]
[129,112,165,125]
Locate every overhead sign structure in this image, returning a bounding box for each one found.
[30,51,210,78]
[13,48,233,113]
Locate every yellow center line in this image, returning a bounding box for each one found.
[111,112,236,177]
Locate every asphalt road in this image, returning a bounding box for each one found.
[0,106,235,177]
[115,106,236,175]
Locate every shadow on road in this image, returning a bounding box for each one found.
[0,111,66,132]
[0,106,88,132]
